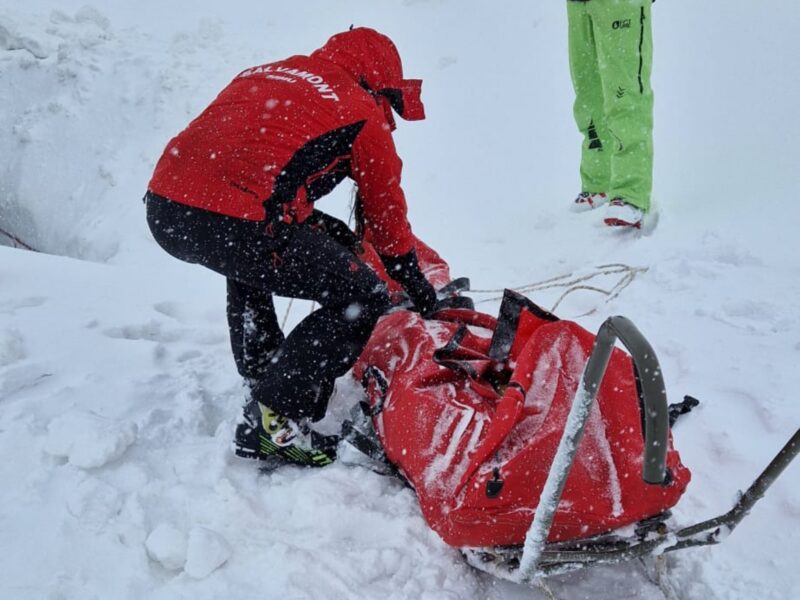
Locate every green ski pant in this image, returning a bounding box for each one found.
[567,0,653,211]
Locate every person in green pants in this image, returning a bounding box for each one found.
[567,0,654,228]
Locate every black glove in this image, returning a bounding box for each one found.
[379,250,437,315]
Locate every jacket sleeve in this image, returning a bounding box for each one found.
[349,117,415,257]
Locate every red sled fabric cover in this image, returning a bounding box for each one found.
[352,294,691,548]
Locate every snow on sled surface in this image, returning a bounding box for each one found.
[2,2,800,600]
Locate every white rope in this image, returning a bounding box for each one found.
[282,264,645,328]
[472,263,647,317]
[652,555,680,600]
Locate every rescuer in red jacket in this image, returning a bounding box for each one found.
[145,27,437,468]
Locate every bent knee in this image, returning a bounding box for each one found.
[342,285,391,326]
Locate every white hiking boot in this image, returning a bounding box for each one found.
[571,191,608,212]
[604,198,644,229]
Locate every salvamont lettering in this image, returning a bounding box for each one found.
[238,65,340,101]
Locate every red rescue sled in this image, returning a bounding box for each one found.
[353,291,691,548]
[345,239,799,582]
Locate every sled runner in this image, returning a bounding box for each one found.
[346,246,800,584]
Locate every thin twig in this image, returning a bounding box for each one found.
[0,226,36,251]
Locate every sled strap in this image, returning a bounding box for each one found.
[517,316,669,583]
[360,365,389,416]
[429,307,497,331]
[437,277,471,297]
[668,395,700,427]
[341,420,386,462]
[488,289,558,362]
[433,327,478,378]
[431,325,497,379]
[434,277,473,310]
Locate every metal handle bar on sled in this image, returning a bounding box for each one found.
[517,316,669,583]
[528,427,800,575]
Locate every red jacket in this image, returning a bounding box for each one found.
[148,28,425,257]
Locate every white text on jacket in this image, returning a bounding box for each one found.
[237,65,340,101]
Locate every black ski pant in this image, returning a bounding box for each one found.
[145,192,391,422]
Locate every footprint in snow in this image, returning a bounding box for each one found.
[103,320,225,346]
[0,363,52,399]
[0,295,47,314]
[43,411,137,469]
[65,477,123,529]
[103,320,182,343]
[153,301,184,321]
[0,328,26,367]
[716,300,787,334]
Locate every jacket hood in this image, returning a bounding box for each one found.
[311,27,425,125]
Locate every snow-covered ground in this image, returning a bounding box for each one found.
[1,2,799,598]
